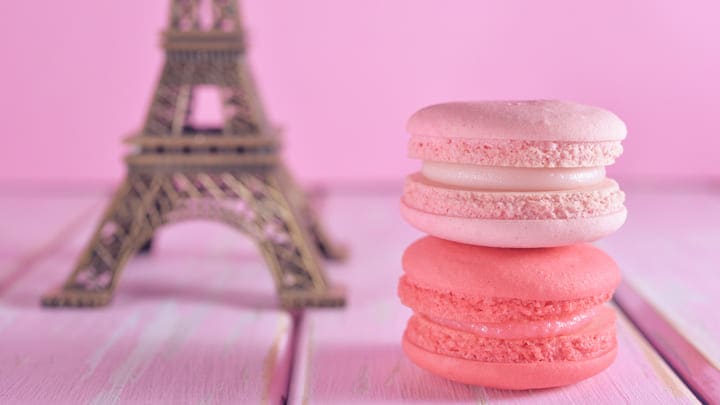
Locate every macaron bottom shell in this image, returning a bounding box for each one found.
[400,202,627,248]
[402,337,618,390]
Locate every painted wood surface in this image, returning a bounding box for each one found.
[0,194,103,297]
[0,195,294,404]
[1,187,718,403]
[597,187,720,402]
[288,193,700,404]
[0,193,102,258]
[615,282,720,403]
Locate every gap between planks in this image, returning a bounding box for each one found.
[283,311,305,405]
[615,282,720,404]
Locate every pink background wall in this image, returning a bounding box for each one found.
[1,1,718,185]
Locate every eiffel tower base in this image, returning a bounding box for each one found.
[41,165,346,309]
[133,192,347,262]
[42,286,347,309]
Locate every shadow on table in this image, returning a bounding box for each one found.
[113,278,280,310]
[3,272,280,311]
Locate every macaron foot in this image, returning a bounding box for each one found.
[401,202,627,248]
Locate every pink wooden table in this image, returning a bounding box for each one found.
[0,184,717,404]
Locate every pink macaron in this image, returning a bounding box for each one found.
[398,236,621,390]
[401,100,627,247]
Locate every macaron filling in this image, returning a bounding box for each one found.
[403,174,625,220]
[424,307,598,339]
[409,136,623,168]
[422,161,606,191]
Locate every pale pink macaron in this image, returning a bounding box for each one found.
[401,100,627,247]
[398,236,621,390]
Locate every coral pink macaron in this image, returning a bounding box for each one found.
[401,100,627,247]
[398,236,621,390]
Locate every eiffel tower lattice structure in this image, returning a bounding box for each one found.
[42,0,346,309]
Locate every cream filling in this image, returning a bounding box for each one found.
[426,308,598,340]
[421,161,606,191]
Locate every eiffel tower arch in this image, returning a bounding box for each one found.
[42,0,345,309]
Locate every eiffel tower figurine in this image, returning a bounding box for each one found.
[42,0,346,309]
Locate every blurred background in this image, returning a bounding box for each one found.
[1,0,718,186]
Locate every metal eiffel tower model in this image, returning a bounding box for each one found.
[42,0,345,309]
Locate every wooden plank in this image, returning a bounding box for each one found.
[0,215,294,403]
[291,304,698,404]
[289,193,699,404]
[597,187,720,402]
[615,282,720,403]
[0,194,102,258]
[2,186,716,403]
[0,194,105,301]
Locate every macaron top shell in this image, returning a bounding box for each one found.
[407,100,627,142]
[402,236,621,301]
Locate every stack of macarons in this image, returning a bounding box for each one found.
[398,100,627,389]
